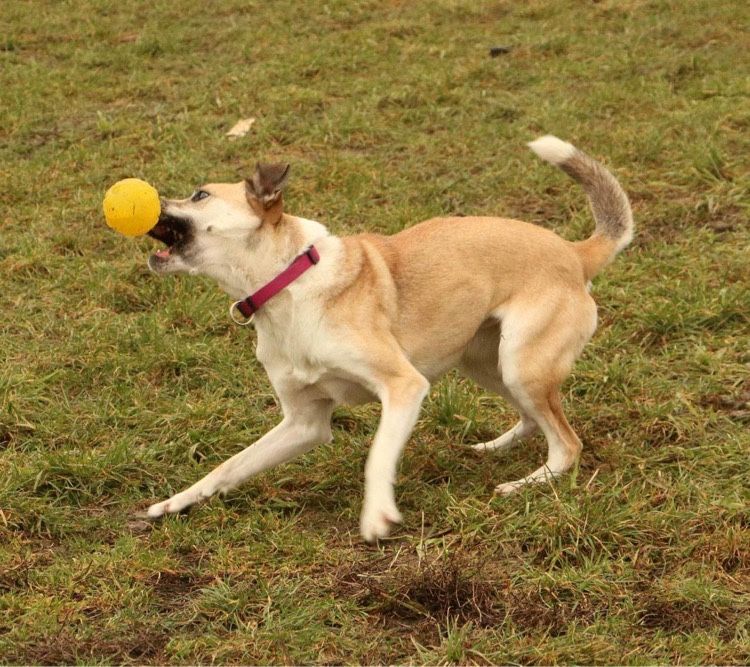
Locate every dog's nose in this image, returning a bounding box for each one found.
[158,199,174,222]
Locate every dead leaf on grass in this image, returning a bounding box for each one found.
[226,117,256,139]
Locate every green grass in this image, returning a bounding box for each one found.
[1,0,749,663]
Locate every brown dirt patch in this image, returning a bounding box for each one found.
[337,552,507,627]
[11,628,170,665]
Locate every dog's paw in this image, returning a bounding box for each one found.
[471,436,521,455]
[472,441,503,453]
[494,480,525,496]
[145,499,171,519]
[359,501,402,543]
[146,494,194,518]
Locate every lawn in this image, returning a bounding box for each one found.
[1,0,748,664]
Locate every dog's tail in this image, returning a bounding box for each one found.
[528,135,633,280]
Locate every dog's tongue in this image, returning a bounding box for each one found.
[155,248,171,258]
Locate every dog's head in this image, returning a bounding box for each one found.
[147,162,291,280]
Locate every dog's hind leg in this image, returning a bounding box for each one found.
[491,295,596,495]
[472,417,538,454]
[460,321,538,455]
[465,370,539,455]
[493,387,582,495]
[145,397,334,518]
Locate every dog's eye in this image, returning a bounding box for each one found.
[191,190,210,202]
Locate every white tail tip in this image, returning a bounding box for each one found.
[528,135,576,165]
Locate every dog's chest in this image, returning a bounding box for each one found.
[254,318,374,405]
[256,325,322,379]
[255,306,345,385]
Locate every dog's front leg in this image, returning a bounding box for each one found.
[360,371,430,542]
[145,400,333,518]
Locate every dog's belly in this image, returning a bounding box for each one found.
[407,317,501,383]
[410,351,465,383]
[314,375,377,406]
[458,319,504,390]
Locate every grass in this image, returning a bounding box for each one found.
[1,0,748,663]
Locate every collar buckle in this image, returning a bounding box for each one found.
[229,301,255,326]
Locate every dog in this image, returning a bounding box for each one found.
[142,136,632,542]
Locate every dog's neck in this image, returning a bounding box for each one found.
[214,214,330,302]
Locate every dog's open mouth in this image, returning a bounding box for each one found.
[147,215,192,263]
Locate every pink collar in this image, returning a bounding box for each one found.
[229,245,320,325]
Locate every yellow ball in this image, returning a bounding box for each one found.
[102,178,161,237]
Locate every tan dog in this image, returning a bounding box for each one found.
[143,136,632,542]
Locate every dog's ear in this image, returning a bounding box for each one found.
[246,162,290,212]
[245,163,290,225]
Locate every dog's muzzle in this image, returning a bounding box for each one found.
[148,213,192,248]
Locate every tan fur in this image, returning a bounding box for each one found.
[328,216,590,378]
[574,233,619,280]
[144,137,632,542]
